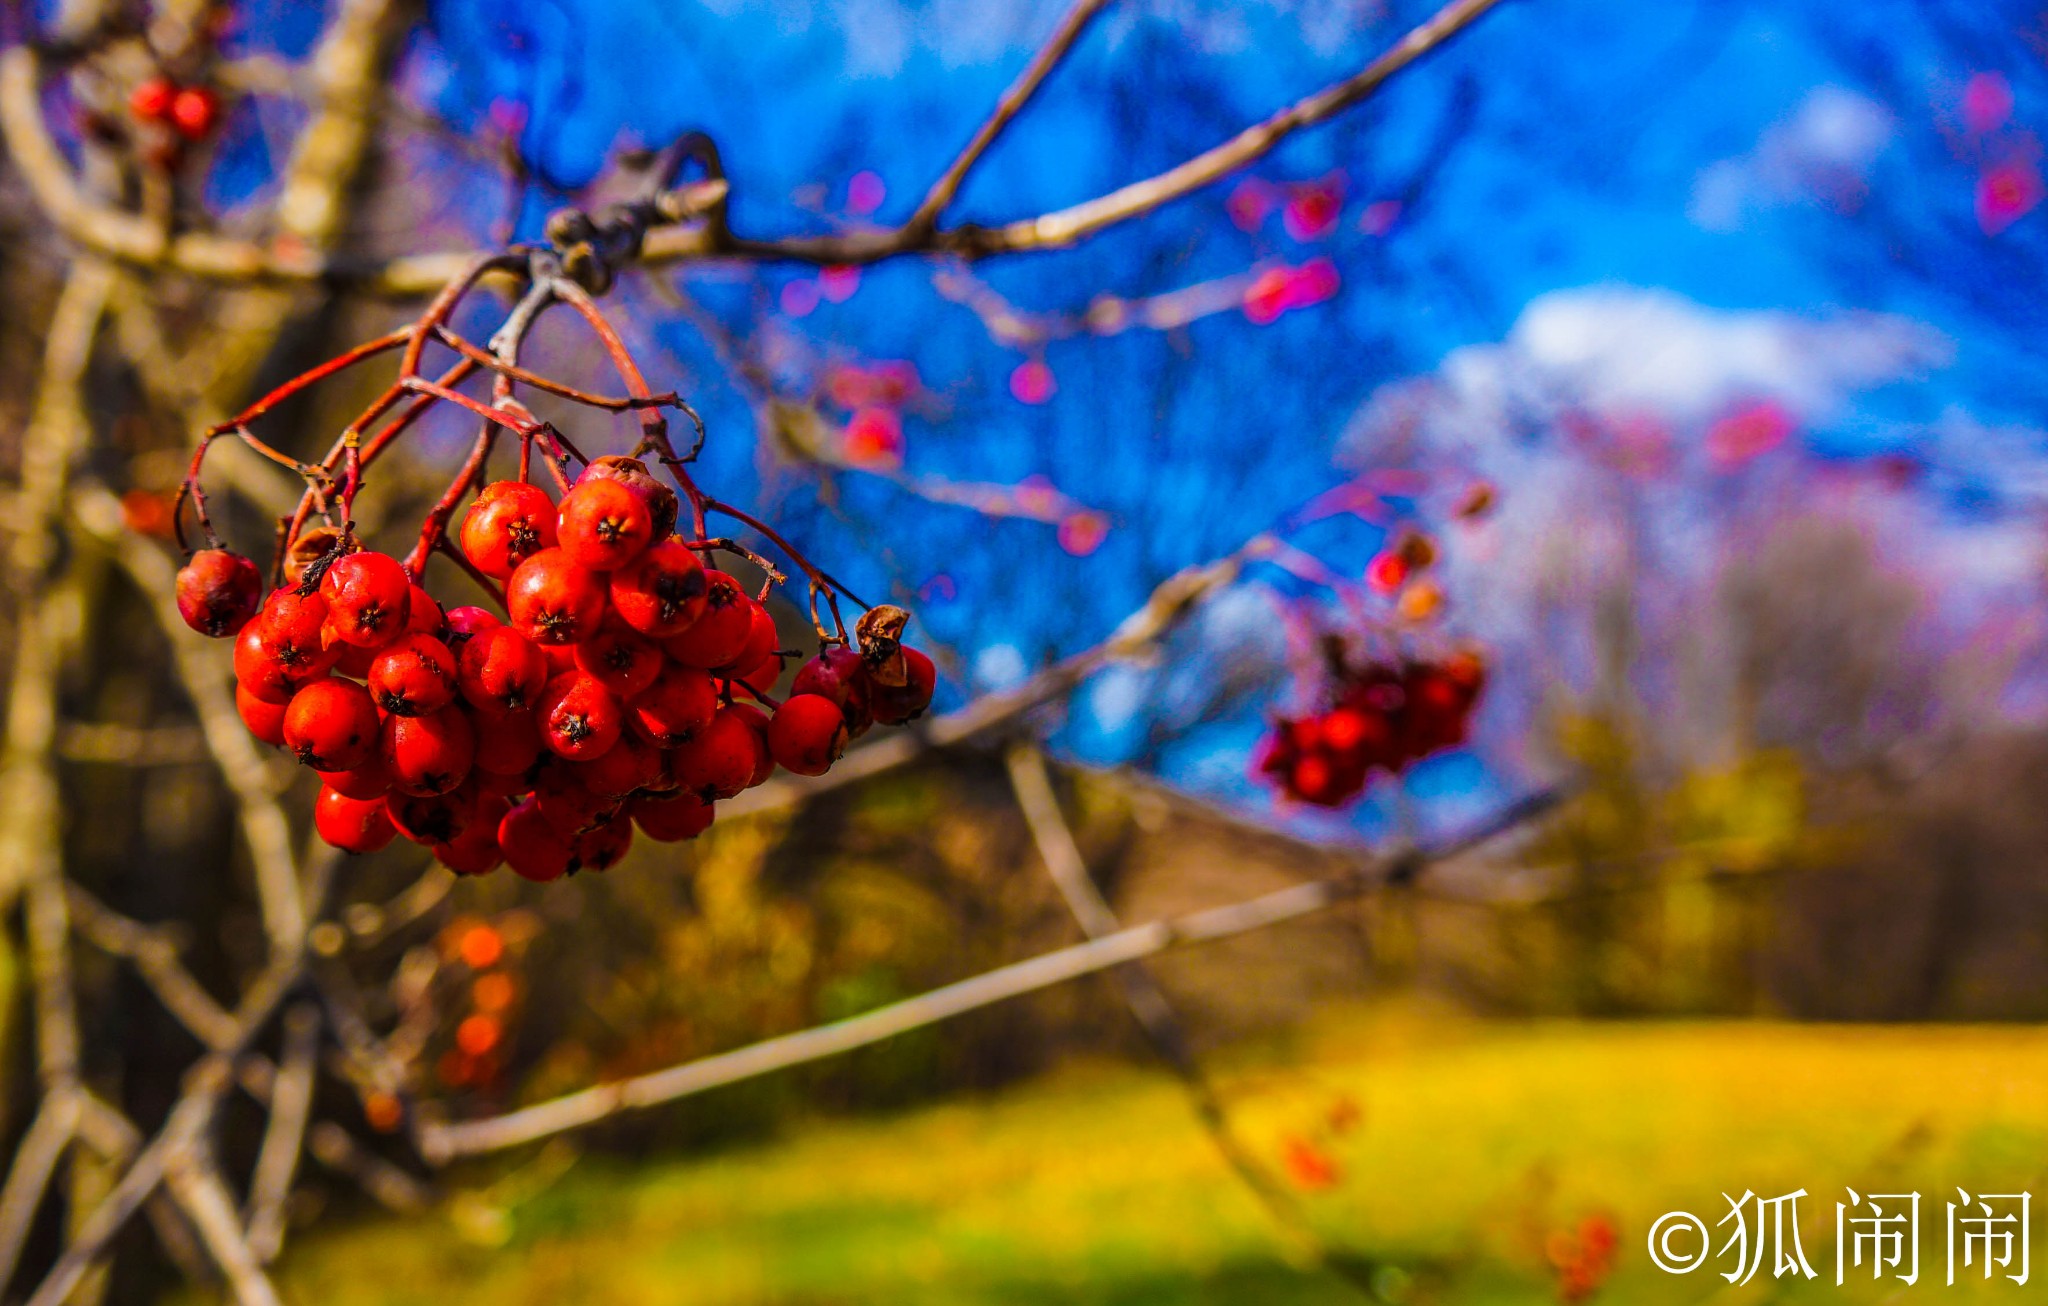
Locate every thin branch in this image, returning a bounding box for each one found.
[0,1098,79,1291]
[420,788,1558,1161]
[65,884,239,1051]
[907,0,1115,231]
[0,0,1508,293]
[725,544,1257,817]
[1006,744,1364,1290]
[164,1154,283,1306]
[243,1005,319,1263]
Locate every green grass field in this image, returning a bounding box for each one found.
[259,1002,2048,1304]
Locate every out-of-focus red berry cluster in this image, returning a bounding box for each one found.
[125,76,219,165]
[1254,647,1485,808]
[1546,1212,1619,1303]
[176,457,934,881]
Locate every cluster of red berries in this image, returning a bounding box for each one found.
[1546,1212,1619,1303]
[128,77,219,142]
[1254,650,1485,807]
[174,457,933,881]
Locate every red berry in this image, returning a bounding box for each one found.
[869,646,936,724]
[367,633,458,717]
[631,790,714,842]
[766,694,847,776]
[536,672,624,761]
[505,548,607,645]
[669,707,767,801]
[315,786,396,854]
[235,594,339,703]
[403,584,444,638]
[625,664,718,748]
[386,787,477,846]
[442,605,502,653]
[573,728,662,797]
[532,765,620,835]
[573,627,663,698]
[318,755,392,800]
[167,85,218,140]
[236,683,289,746]
[380,707,475,796]
[716,602,779,677]
[498,798,576,882]
[319,552,413,649]
[606,538,708,636]
[460,481,558,579]
[662,572,755,668]
[469,707,543,777]
[331,641,377,680]
[283,678,380,771]
[576,456,678,540]
[556,477,653,571]
[434,795,509,875]
[791,647,874,737]
[129,77,175,123]
[726,702,776,787]
[174,549,262,637]
[457,626,550,713]
[572,813,634,872]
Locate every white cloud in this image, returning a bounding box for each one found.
[1346,285,1950,458]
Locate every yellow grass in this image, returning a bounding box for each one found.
[250,1001,2048,1304]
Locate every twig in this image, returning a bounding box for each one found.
[164,1151,282,1306]
[65,883,239,1051]
[725,546,1255,816]
[907,0,1115,231]
[1006,743,1367,1291]
[243,1004,320,1263]
[420,788,1558,1161]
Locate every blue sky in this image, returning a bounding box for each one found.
[184,0,2048,836]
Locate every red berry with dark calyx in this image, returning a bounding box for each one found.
[766,694,847,777]
[506,547,607,645]
[537,672,624,761]
[442,605,502,653]
[868,646,936,725]
[556,477,653,571]
[386,788,474,846]
[235,610,338,704]
[174,549,262,637]
[574,628,663,698]
[283,678,380,771]
[532,765,619,835]
[574,728,662,797]
[368,633,458,717]
[458,626,550,713]
[433,795,509,876]
[460,481,558,580]
[572,812,634,873]
[670,707,767,800]
[470,706,544,777]
[792,646,874,737]
[320,551,413,649]
[631,790,714,842]
[663,571,755,668]
[236,683,289,746]
[315,787,397,854]
[498,799,576,882]
[381,707,475,796]
[318,755,392,800]
[626,664,718,748]
[576,456,678,541]
[607,538,708,637]
[167,85,218,140]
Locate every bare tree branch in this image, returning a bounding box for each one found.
[907,0,1115,231]
[242,1005,320,1263]
[420,788,1557,1161]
